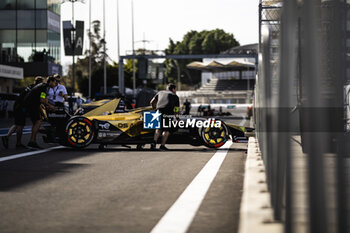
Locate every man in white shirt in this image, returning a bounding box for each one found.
[47,74,68,143]
[48,74,68,106]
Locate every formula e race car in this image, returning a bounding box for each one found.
[42,98,253,149]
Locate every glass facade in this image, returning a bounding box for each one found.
[47,0,60,15]
[0,0,60,64]
[0,0,16,10]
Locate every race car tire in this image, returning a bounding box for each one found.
[65,116,95,148]
[200,121,229,148]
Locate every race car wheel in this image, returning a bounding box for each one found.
[65,117,94,148]
[200,122,229,148]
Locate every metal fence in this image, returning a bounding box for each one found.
[256,1,348,233]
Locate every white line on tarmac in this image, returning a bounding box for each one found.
[0,146,64,162]
[0,132,31,137]
[0,126,32,137]
[150,140,233,233]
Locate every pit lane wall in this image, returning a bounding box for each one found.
[238,137,283,233]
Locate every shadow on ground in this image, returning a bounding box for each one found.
[0,142,247,191]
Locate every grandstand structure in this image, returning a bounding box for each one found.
[188,79,255,104]
[183,44,257,104]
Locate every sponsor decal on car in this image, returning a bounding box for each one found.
[48,113,67,118]
[117,123,128,128]
[98,132,121,138]
[99,122,110,130]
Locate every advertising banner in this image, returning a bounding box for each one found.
[75,21,84,55]
[0,64,23,79]
[63,20,84,56]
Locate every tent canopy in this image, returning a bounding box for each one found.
[186,59,255,72]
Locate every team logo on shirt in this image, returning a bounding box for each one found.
[143,110,161,129]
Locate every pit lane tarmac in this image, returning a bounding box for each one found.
[0,141,246,233]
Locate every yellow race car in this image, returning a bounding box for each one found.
[62,98,252,149]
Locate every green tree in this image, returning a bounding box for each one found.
[165,29,239,88]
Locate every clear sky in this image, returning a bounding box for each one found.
[60,0,259,73]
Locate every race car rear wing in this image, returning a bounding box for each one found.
[83,98,121,117]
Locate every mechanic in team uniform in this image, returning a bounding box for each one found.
[150,83,179,150]
[24,76,57,148]
[1,76,44,149]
